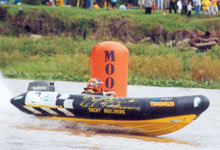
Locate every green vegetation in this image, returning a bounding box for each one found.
[1,36,220,89]
[21,0,42,5]
[0,4,220,89]
[2,4,220,32]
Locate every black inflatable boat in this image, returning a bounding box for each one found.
[11,81,210,136]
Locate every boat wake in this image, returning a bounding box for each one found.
[0,75,194,146]
[15,120,191,145]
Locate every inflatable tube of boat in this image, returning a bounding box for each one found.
[11,91,209,120]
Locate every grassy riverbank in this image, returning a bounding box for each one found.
[0,4,220,89]
[1,36,220,89]
[1,4,220,39]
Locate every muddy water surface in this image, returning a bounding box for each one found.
[0,77,220,150]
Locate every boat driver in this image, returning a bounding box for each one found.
[82,78,116,96]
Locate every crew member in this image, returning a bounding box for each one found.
[82,78,104,95]
[82,78,116,96]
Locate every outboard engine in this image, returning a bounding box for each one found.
[27,81,55,92]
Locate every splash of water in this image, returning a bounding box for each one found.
[0,74,16,120]
[0,74,34,124]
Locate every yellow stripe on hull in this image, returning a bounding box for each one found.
[39,114,197,136]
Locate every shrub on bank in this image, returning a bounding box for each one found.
[190,56,220,82]
[0,50,24,68]
[2,53,90,80]
[129,54,183,80]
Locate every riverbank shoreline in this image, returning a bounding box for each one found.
[1,5,220,89]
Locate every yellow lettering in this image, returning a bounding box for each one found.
[114,109,119,114]
[150,101,175,107]
[88,108,101,113]
[104,109,113,113]
[104,109,125,114]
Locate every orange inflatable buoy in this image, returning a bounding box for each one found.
[89,41,129,97]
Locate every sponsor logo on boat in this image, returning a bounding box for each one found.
[88,108,101,113]
[88,107,126,114]
[13,96,23,100]
[41,92,57,101]
[104,108,125,114]
[81,96,140,110]
[170,120,180,123]
[150,101,175,107]
[151,97,173,101]
[194,97,201,108]
[30,86,47,91]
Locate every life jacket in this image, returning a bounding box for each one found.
[81,88,103,95]
[87,78,103,93]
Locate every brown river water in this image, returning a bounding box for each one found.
[0,75,220,150]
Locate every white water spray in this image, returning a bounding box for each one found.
[0,74,32,124]
[0,74,16,120]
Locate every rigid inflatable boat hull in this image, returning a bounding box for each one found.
[41,114,196,136]
[11,91,209,136]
